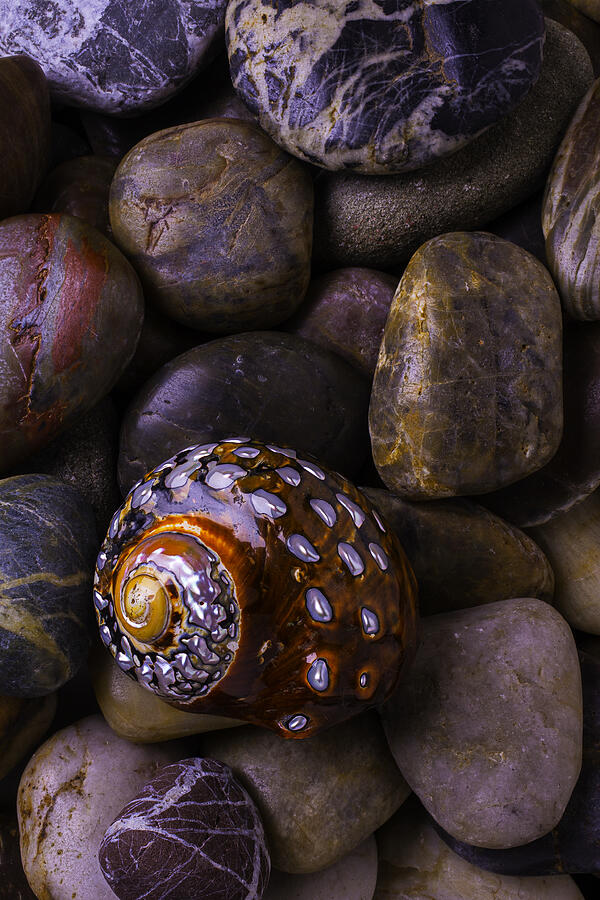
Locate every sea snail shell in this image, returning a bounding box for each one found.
[94,438,418,738]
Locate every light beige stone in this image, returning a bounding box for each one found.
[263,835,377,900]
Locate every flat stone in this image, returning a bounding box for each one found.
[0,1,228,114]
[542,1,600,74]
[263,836,377,900]
[544,79,600,319]
[226,0,544,174]
[374,796,584,900]
[17,715,186,900]
[369,232,563,499]
[313,20,593,269]
[0,692,56,780]
[362,488,554,616]
[201,710,410,873]
[381,598,583,849]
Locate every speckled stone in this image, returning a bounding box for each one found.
[0,1,228,114]
[543,1,600,75]
[90,646,244,743]
[99,758,270,900]
[33,155,118,237]
[369,232,563,499]
[0,693,56,780]
[226,0,544,174]
[202,711,410,874]
[0,55,51,220]
[0,474,97,697]
[567,0,600,23]
[17,715,186,900]
[480,323,600,527]
[544,78,600,320]
[263,836,377,900]
[0,213,143,474]
[284,268,397,378]
[381,598,583,849]
[374,796,585,900]
[313,20,593,269]
[109,118,313,333]
[530,491,600,634]
[0,814,36,900]
[362,488,554,616]
[118,331,370,491]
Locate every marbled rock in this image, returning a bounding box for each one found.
[381,598,583,849]
[110,119,313,334]
[226,0,544,174]
[374,796,585,900]
[0,815,36,900]
[90,647,244,743]
[362,488,554,616]
[0,55,50,220]
[118,331,370,490]
[0,213,144,473]
[202,711,410,873]
[0,1,228,114]
[0,475,97,697]
[34,155,118,237]
[567,0,600,23]
[544,78,600,320]
[530,491,600,634]
[263,836,377,900]
[369,232,563,499]
[481,323,600,526]
[0,693,56,780]
[313,20,593,269]
[285,268,397,379]
[17,715,186,900]
[99,758,270,900]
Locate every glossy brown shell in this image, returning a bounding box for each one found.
[94,438,418,738]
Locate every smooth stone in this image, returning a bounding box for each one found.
[543,78,600,320]
[118,331,370,491]
[201,710,410,874]
[99,757,270,900]
[369,232,563,499]
[110,118,313,334]
[17,715,187,900]
[530,490,600,634]
[226,0,544,174]
[0,475,97,697]
[0,55,51,220]
[0,213,143,473]
[90,645,244,743]
[263,836,377,900]
[0,814,36,899]
[381,598,583,849]
[486,191,547,265]
[542,2,600,74]
[284,268,397,379]
[480,323,600,527]
[313,20,593,269]
[567,0,600,23]
[362,488,554,616]
[375,796,584,900]
[433,651,600,875]
[33,155,117,237]
[0,1,227,114]
[0,693,56,781]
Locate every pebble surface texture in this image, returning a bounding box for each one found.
[0,1,228,114]
[381,598,583,849]
[226,0,544,174]
[543,78,600,320]
[118,331,371,490]
[263,836,377,900]
[369,232,563,498]
[374,796,585,900]
[313,19,593,268]
[99,757,270,900]
[109,119,313,333]
[0,213,144,473]
[0,474,97,697]
[202,711,410,873]
[17,715,186,900]
[362,488,554,615]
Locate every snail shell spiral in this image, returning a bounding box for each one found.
[94,438,418,738]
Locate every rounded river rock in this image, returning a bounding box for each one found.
[381,598,583,849]
[109,119,313,333]
[226,0,544,173]
[369,232,563,499]
[99,757,270,900]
